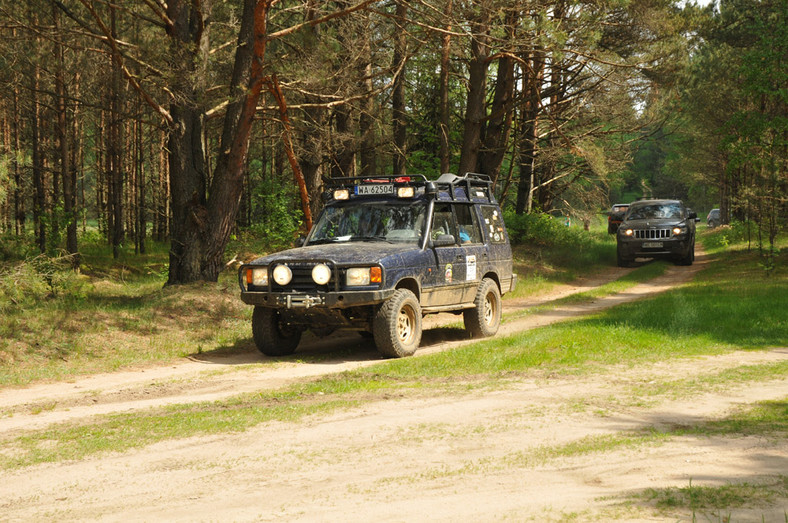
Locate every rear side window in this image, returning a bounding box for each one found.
[455,204,483,244]
[481,206,507,243]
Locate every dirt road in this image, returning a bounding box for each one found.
[1,254,787,521]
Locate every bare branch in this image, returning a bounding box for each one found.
[74,0,172,125]
[266,0,377,41]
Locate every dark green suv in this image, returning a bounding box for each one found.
[239,173,516,358]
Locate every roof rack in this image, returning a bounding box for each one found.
[433,172,496,203]
[324,175,428,187]
[321,172,497,204]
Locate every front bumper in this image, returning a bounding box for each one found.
[240,288,395,309]
[617,238,691,258]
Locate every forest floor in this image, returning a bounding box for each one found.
[1,248,786,521]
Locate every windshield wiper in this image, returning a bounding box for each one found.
[307,237,344,245]
[351,235,393,243]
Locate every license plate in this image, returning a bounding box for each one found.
[643,241,663,248]
[355,184,393,195]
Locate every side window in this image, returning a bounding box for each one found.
[431,204,457,241]
[455,204,482,244]
[481,206,507,244]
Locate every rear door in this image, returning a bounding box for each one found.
[454,203,486,302]
[424,203,467,306]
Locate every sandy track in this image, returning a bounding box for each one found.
[0,262,682,433]
[1,252,787,521]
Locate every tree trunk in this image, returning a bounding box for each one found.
[136,113,146,254]
[53,6,78,267]
[167,0,279,283]
[478,52,514,182]
[516,50,545,215]
[330,105,355,178]
[109,6,124,259]
[12,72,23,235]
[31,62,46,253]
[391,1,408,175]
[165,0,210,284]
[438,0,453,174]
[457,7,491,176]
[359,61,377,177]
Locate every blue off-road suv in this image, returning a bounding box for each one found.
[239,173,517,358]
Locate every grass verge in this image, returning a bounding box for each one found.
[1,245,786,469]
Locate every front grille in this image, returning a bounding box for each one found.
[634,228,671,239]
[271,262,334,293]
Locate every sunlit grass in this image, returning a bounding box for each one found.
[638,476,788,513]
[0,237,254,386]
[0,220,625,385]
[1,245,785,469]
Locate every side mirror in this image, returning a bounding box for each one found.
[295,236,306,247]
[688,211,698,220]
[432,234,456,247]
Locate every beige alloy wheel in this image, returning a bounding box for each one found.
[373,289,422,358]
[464,278,501,338]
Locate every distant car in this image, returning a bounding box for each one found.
[607,203,630,234]
[616,199,699,267]
[707,208,720,228]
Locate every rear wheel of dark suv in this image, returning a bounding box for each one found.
[464,278,502,338]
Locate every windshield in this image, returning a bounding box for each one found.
[627,203,683,220]
[309,201,427,245]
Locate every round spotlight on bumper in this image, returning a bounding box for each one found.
[312,263,331,285]
[272,264,293,286]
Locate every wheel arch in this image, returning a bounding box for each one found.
[482,271,501,292]
[394,277,421,301]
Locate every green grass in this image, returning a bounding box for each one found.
[524,259,669,309]
[1,223,786,474]
[1,243,786,469]
[623,361,788,407]
[639,476,788,512]
[2,396,353,468]
[0,236,255,386]
[372,249,785,380]
[0,220,622,386]
[678,398,788,438]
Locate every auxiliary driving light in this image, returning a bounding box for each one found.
[312,263,331,285]
[333,189,349,200]
[272,264,293,286]
[397,187,415,198]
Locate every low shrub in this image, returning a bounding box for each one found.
[504,210,615,270]
[0,253,88,313]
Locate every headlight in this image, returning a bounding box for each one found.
[672,227,684,236]
[345,266,382,286]
[346,267,371,286]
[622,228,634,236]
[272,264,293,286]
[246,267,268,287]
[312,263,331,285]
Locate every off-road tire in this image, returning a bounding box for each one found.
[677,242,695,266]
[373,289,422,358]
[616,245,631,268]
[252,306,302,356]
[464,278,501,338]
